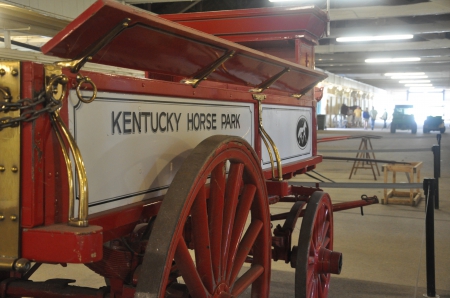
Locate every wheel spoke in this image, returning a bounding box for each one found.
[311,232,317,255]
[209,161,226,284]
[318,208,326,243]
[321,222,330,245]
[175,238,209,298]
[231,265,264,296]
[226,184,256,283]
[191,185,214,292]
[221,162,244,281]
[229,219,263,284]
[322,236,330,248]
[318,274,323,297]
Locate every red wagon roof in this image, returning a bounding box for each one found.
[42,0,326,95]
[162,6,328,44]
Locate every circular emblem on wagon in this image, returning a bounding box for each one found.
[296,116,309,149]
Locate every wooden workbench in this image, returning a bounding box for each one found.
[382,162,423,206]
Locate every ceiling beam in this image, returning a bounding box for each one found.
[323,21,450,39]
[329,0,450,21]
[0,4,69,36]
[316,39,450,54]
[316,61,450,74]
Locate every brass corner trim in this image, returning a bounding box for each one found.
[252,94,266,101]
[0,61,22,263]
[253,93,283,181]
[45,65,89,227]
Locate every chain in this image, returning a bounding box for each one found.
[0,90,62,131]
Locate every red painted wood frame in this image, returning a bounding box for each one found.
[18,62,321,263]
[163,5,328,68]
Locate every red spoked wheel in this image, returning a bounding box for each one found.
[295,192,342,298]
[136,135,271,297]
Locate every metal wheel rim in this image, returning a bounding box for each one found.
[295,192,334,298]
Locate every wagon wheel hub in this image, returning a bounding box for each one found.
[214,283,231,296]
[316,247,342,275]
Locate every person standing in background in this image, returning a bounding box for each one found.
[381,109,388,128]
[354,106,362,127]
[369,106,378,130]
[363,108,370,130]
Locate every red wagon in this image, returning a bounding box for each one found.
[0,1,378,297]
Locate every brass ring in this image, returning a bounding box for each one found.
[76,76,97,104]
[45,74,68,103]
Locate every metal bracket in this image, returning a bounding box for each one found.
[252,93,283,181]
[291,93,304,99]
[55,18,131,74]
[249,67,290,93]
[0,61,23,271]
[181,50,235,88]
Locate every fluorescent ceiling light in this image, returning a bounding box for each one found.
[390,75,428,79]
[337,34,413,42]
[269,0,306,2]
[408,87,437,92]
[399,80,430,83]
[366,57,421,63]
[385,72,425,76]
[404,83,432,87]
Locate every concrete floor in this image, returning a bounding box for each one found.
[30,122,450,297]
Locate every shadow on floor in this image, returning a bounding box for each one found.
[269,268,450,298]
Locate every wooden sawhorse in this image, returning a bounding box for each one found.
[349,136,381,180]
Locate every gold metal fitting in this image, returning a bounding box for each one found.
[0,69,5,76]
[76,74,97,103]
[13,258,31,273]
[51,112,89,227]
[252,93,283,181]
[11,166,18,173]
[291,94,304,99]
[10,215,17,221]
[45,74,68,103]
[0,165,5,172]
[0,215,4,221]
[45,64,89,227]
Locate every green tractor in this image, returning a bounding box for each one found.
[423,116,446,133]
[390,105,417,134]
